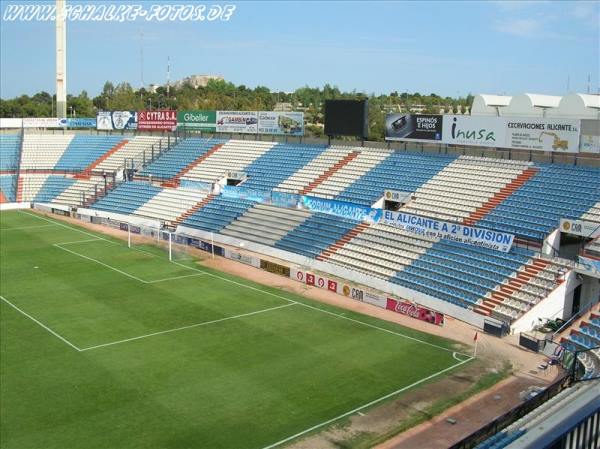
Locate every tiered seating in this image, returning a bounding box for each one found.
[274,146,356,194]
[475,379,598,449]
[181,195,255,233]
[323,223,435,279]
[18,174,52,201]
[33,176,76,202]
[0,174,16,202]
[307,147,390,198]
[54,135,125,171]
[138,138,223,180]
[182,140,275,182]
[133,187,206,224]
[401,157,533,222]
[581,201,600,224]
[53,176,109,206]
[274,212,359,258]
[0,135,20,170]
[20,134,74,170]
[94,136,167,173]
[336,151,456,206]
[221,203,311,246]
[239,143,327,191]
[478,165,600,241]
[90,181,161,215]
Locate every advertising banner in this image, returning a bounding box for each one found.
[179,179,212,192]
[301,196,382,223]
[442,115,504,148]
[216,111,258,134]
[260,260,290,277]
[579,135,600,154]
[138,110,177,132]
[0,118,22,128]
[224,249,261,268]
[258,111,304,136]
[385,114,443,141]
[560,219,600,238]
[96,111,137,130]
[384,190,413,203]
[386,298,445,326]
[381,210,514,252]
[292,269,340,294]
[505,118,580,153]
[221,185,271,202]
[578,256,600,275]
[271,191,300,208]
[61,117,96,128]
[177,110,217,132]
[22,117,61,128]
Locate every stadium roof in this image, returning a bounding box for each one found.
[472,93,600,119]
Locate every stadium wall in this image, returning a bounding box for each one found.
[177,225,493,329]
[0,202,29,211]
[511,271,580,334]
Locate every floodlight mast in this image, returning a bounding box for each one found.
[56,0,67,119]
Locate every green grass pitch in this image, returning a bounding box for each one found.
[0,210,472,449]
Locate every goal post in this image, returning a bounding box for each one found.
[125,223,193,262]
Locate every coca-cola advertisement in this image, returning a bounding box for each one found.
[386,298,444,326]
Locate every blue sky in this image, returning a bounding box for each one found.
[1,0,598,98]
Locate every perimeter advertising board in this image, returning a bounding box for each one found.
[177,110,217,132]
[22,117,61,128]
[385,114,443,141]
[505,118,580,153]
[138,110,177,132]
[560,219,600,238]
[216,111,258,134]
[441,115,504,148]
[96,111,137,130]
[258,111,304,136]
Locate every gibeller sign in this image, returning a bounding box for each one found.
[178,110,217,132]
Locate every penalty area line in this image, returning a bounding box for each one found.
[0,295,82,352]
[79,302,297,351]
[260,356,474,449]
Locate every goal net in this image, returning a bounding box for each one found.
[125,224,193,262]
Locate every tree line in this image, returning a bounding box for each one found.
[0,80,474,141]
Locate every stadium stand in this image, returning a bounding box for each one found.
[0,174,16,202]
[305,147,390,198]
[235,142,327,191]
[477,164,600,241]
[93,136,168,174]
[54,135,125,171]
[133,187,208,225]
[90,181,163,215]
[20,134,74,170]
[180,195,256,233]
[180,140,275,183]
[33,175,76,202]
[335,150,456,206]
[0,134,20,170]
[473,378,599,449]
[400,157,536,222]
[138,137,224,181]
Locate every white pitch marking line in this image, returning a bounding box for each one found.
[145,273,206,283]
[18,212,471,358]
[0,295,82,352]
[54,238,103,246]
[261,357,474,449]
[0,224,57,231]
[53,243,149,284]
[170,260,470,358]
[19,211,115,244]
[79,302,297,352]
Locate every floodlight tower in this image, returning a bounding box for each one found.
[56,0,67,119]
